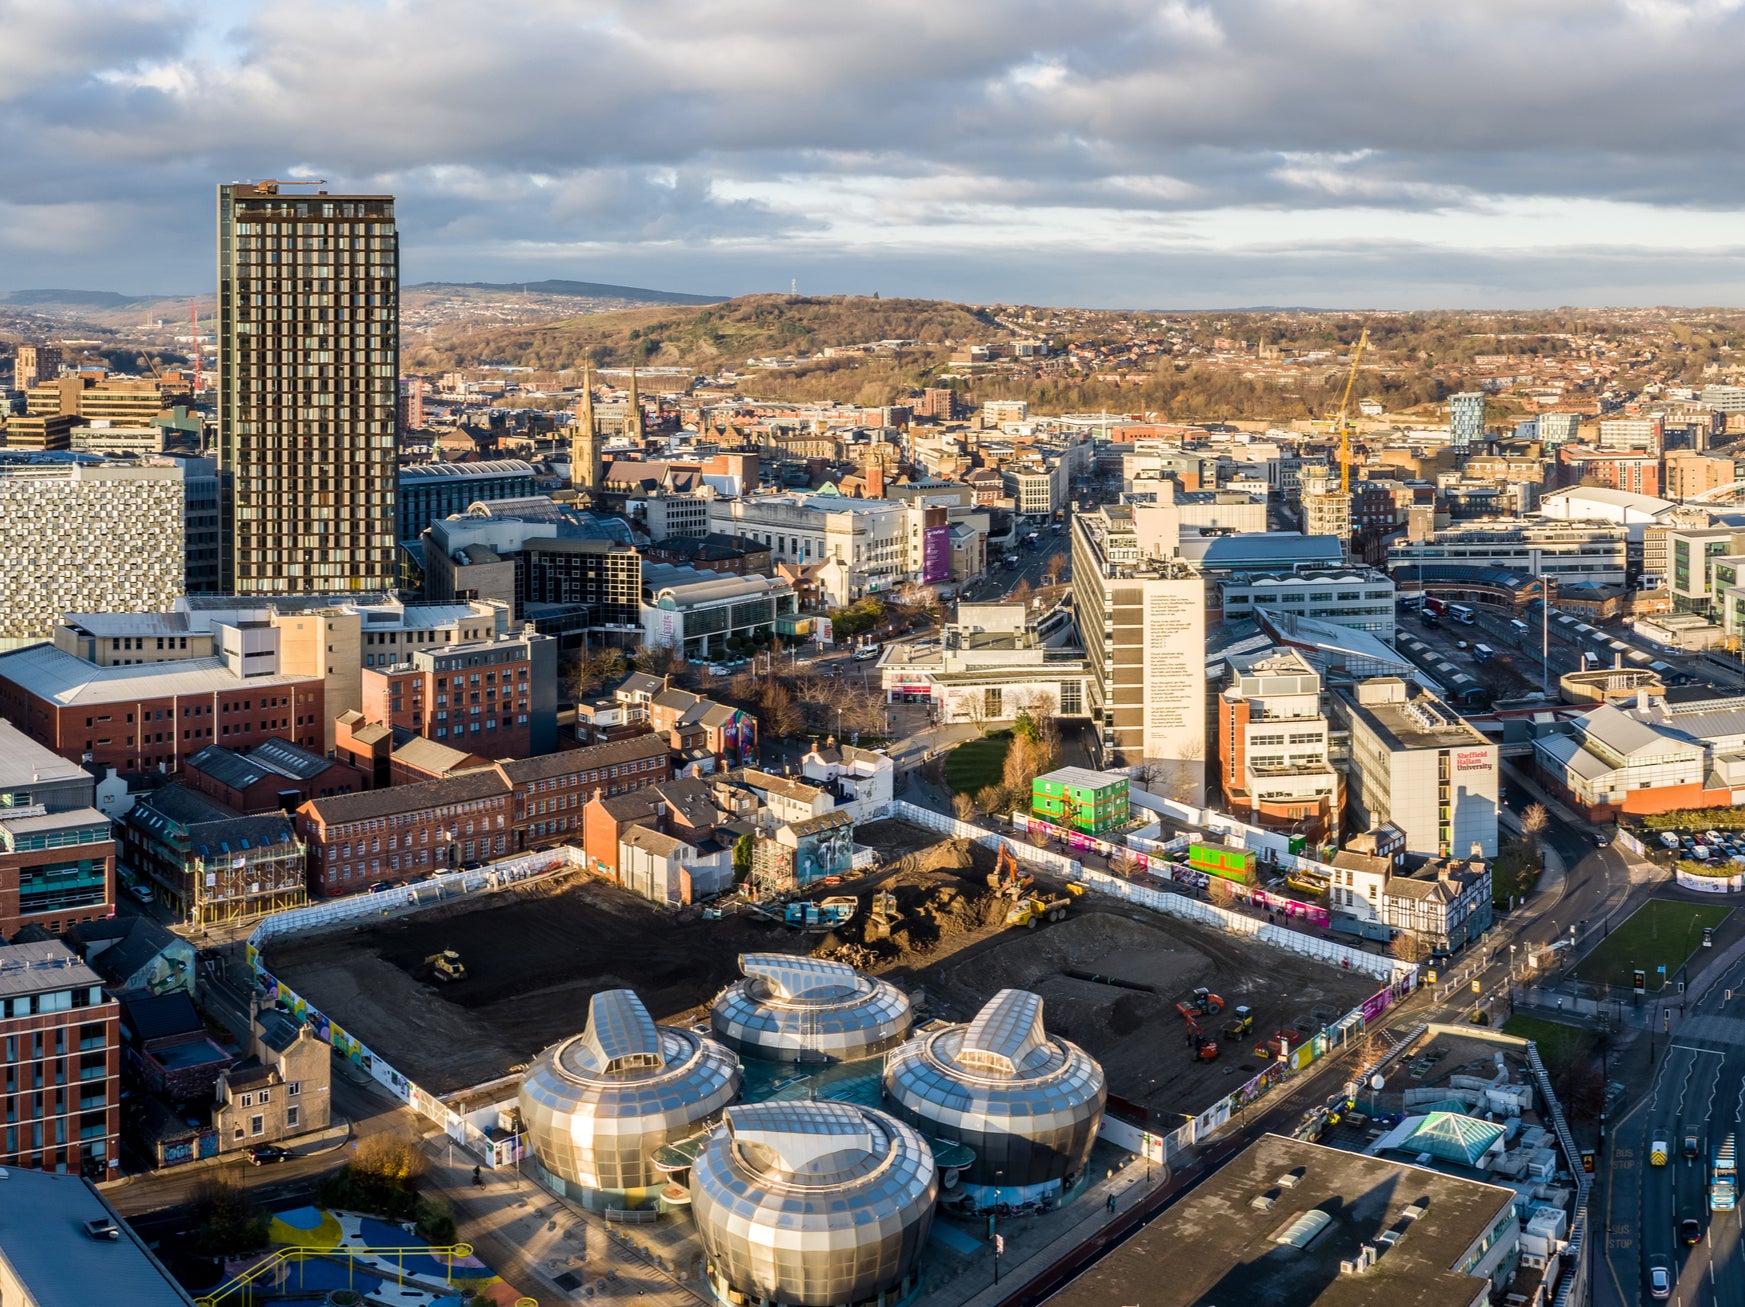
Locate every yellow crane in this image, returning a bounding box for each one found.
[1329,328,1369,493]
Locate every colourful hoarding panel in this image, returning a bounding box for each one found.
[922,524,952,583]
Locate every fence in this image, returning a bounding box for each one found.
[246,845,586,1163]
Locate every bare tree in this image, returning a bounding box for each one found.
[960,688,991,736]
[1045,552,1068,585]
[952,792,979,822]
[1389,931,1431,963]
[758,681,805,738]
[1519,803,1550,841]
[1109,847,1139,879]
[637,642,683,679]
[1206,875,1237,907]
[975,783,1009,818]
[1010,577,1034,609]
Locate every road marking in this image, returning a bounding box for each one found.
[1669,1044,1728,1056]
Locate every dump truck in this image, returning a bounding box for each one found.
[1006,894,1073,929]
[1222,1005,1254,1039]
[1712,1135,1738,1211]
[1175,987,1224,1019]
[425,949,467,982]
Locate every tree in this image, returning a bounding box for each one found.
[733,833,755,884]
[952,792,979,822]
[1389,931,1432,963]
[1519,803,1550,842]
[637,642,683,679]
[1045,552,1068,585]
[975,783,1009,818]
[960,688,991,736]
[1010,577,1034,609]
[1109,847,1139,879]
[1206,875,1237,907]
[758,681,805,738]
[570,645,629,700]
[187,1178,269,1258]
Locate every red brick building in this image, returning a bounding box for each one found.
[295,770,513,896]
[499,733,671,851]
[184,738,368,814]
[357,637,538,761]
[0,940,121,1178]
[0,644,324,778]
[1558,446,1661,497]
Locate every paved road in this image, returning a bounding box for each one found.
[1605,947,1745,1307]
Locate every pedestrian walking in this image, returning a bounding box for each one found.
[1107,1193,1117,1214]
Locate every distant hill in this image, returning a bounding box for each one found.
[409,279,727,306]
[0,289,158,308]
[403,293,1004,374]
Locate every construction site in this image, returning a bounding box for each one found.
[263,819,1377,1116]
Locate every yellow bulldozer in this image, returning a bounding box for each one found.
[425,949,468,982]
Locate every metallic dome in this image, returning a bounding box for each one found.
[882,989,1105,1209]
[692,1101,938,1307]
[518,988,740,1206]
[711,953,912,1064]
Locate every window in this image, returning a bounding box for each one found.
[259,1088,270,1103]
[250,1115,265,1136]
[286,1104,300,1129]
[241,1093,253,1107]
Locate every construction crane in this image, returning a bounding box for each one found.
[1329,328,1370,493]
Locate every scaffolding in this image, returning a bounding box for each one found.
[185,837,309,927]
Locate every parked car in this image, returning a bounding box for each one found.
[249,1145,293,1166]
[128,882,154,905]
[366,881,393,894]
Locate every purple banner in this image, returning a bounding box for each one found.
[1360,987,1395,1023]
[922,524,951,583]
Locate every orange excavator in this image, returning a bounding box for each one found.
[986,844,1034,899]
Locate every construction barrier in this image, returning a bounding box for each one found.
[245,846,583,1164]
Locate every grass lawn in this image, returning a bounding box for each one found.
[944,732,1012,795]
[1502,1014,1596,1074]
[1572,898,1732,991]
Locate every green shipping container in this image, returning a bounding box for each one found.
[1187,842,1256,885]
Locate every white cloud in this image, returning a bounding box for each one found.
[4,0,1745,304]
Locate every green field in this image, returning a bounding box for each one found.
[1572,898,1731,990]
[1502,1014,1596,1073]
[944,733,1012,795]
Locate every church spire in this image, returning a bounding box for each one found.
[626,364,644,441]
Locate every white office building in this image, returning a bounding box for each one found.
[1331,678,1498,860]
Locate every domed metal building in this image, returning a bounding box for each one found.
[692,1101,938,1307]
[882,988,1105,1212]
[711,953,912,1064]
[518,988,741,1209]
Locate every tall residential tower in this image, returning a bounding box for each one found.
[217,182,399,594]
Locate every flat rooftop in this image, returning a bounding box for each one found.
[1045,1134,1514,1307]
[1337,681,1491,753]
[0,1167,194,1307]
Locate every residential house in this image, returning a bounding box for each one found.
[71,916,197,998]
[617,825,733,906]
[748,810,856,896]
[800,742,894,819]
[724,769,834,825]
[212,1007,330,1152]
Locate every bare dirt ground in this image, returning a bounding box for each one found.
[264,819,1375,1115]
[916,906,1378,1117]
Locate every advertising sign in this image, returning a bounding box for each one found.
[922,523,952,584]
[1249,888,1330,928]
[816,617,834,647]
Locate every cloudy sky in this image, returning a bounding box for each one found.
[5,0,1745,308]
